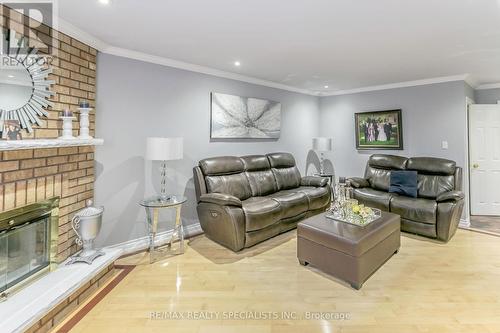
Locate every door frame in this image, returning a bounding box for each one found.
[461,96,475,227]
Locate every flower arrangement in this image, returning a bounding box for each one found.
[351,204,374,220]
[345,203,378,225]
[327,193,381,227]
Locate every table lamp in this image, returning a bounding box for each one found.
[312,137,333,174]
[146,137,183,200]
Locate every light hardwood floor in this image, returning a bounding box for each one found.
[470,215,500,235]
[64,229,500,333]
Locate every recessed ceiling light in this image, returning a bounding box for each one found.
[98,0,110,5]
[234,61,241,67]
[324,85,329,89]
[8,75,15,78]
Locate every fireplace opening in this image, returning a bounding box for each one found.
[0,197,59,301]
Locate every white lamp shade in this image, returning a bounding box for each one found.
[146,137,183,161]
[312,137,333,152]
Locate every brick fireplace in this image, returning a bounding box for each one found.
[0,6,117,332]
[1,4,98,262]
[1,146,96,261]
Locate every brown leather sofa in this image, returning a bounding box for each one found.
[193,152,331,251]
[349,154,464,242]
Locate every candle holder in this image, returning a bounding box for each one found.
[77,107,93,139]
[59,116,76,140]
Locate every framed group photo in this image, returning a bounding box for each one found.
[0,120,22,140]
[355,109,403,150]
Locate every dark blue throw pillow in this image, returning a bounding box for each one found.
[389,171,418,198]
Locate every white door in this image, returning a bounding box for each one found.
[469,104,500,215]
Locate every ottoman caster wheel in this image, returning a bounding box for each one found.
[351,283,362,290]
[299,260,308,266]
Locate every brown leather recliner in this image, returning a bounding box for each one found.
[349,154,464,242]
[193,152,331,251]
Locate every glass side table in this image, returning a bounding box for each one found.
[139,195,187,263]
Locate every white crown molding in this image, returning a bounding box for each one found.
[320,74,472,96]
[475,82,500,90]
[54,19,481,98]
[102,45,319,96]
[57,18,108,51]
[55,18,319,96]
[464,74,479,89]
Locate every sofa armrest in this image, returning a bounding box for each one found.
[436,191,464,203]
[437,199,464,242]
[199,193,242,207]
[301,176,328,187]
[349,177,370,188]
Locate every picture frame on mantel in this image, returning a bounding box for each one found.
[355,109,403,150]
[1,120,23,140]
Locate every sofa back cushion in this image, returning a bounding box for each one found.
[241,155,278,196]
[365,154,408,191]
[365,168,392,191]
[407,157,457,199]
[199,156,252,200]
[200,156,245,176]
[267,152,301,190]
[406,157,456,175]
[415,175,455,199]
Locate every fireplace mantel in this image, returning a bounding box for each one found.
[0,138,104,151]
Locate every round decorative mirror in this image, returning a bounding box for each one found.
[0,58,33,110]
[0,28,54,133]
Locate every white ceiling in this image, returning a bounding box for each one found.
[58,0,500,94]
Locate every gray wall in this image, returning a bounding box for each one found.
[95,52,476,247]
[475,88,500,104]
[94,53,320,247]
[319,81,469,179]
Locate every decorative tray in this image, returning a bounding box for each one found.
[325,208,382,227]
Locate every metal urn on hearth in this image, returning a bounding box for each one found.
[67,200,105,265]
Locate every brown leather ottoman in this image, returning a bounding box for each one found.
[297,211,400,289]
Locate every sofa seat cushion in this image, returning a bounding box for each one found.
[390,196,437,224]
[287,186,330,210]
[242,197,282,231]
[267,191,309,218]
[352,188,396,210]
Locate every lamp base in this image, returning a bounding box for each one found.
[159,194,172,202]
[320,152,325,174]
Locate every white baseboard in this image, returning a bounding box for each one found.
[459,218,471,228]
[107,223,203,256]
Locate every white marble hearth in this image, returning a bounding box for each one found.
[0,138,104,151]
[0,247,122,333]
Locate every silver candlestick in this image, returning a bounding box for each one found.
[77,107,93,139]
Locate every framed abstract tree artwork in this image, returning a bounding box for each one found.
[355,109,403,150]
[210,92,281,139]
